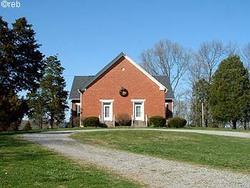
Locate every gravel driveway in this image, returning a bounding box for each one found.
[23,129,250,188]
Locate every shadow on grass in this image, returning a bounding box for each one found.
[43,131,74,134]
[0,134,56,162]
[0,129,46,136]
[0,135,32,147]
[0,134,140,188]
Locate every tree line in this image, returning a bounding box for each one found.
[0,17,68,131]
[1,17,249,130]
[141,40,250,129]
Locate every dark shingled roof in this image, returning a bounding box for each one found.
[69,76,95,99]
[153,75,174,99]
[69,53,174,100]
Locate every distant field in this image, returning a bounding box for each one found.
[72,130,250,173]
[0,134,140,188]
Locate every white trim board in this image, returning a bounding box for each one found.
[125,55,167,91]
[131,99,146,102]
[77,90,83,127]
[99,99,114,103]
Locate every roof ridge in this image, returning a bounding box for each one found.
[80,52,126,91]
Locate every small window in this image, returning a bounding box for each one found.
[104,105,110,118]
[135,103,142,118]
[76,104,80,116]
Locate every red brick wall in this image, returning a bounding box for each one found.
[81,57,167,119]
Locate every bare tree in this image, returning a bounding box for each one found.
[194,40,226,83]
[188,55,205,86]
[141,40,190,93]
[189,41,230,127]
[174,89,192,122]
[225,41,239,56]
[242,43,250,70]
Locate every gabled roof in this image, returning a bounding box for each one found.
[69,76,94,99]
[80,52,126,90]
[80,52,166,91]
[69,52,174,100]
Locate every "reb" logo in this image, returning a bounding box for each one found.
[1,0,21,8]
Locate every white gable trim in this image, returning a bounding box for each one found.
[124,55,167,91]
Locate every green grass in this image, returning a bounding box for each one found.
[183,126,250,132]
[0,134,140,188]
[72,130,250,173]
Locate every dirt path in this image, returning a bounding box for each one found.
[23,130,250,188]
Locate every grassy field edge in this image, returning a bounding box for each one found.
[0,134,141,188]
[71,130,250,174]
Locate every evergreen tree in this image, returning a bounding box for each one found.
[12,18,44,92]
[27,90,45,129]
[0,91,28,131]
[209,55,250,129]
[0,17,44,130]
[29,56,68,128]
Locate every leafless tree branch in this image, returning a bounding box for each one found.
[141,40,190,94]
[194,40,226,83]
[242,43,250,70]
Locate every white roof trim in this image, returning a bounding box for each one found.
[99,99,114,103]
[124,55,167,91]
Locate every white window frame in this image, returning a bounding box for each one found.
[100,99,114,121]
[131,99,145,121]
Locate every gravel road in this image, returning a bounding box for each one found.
[23,129,250,188]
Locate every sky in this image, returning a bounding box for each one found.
[1,0,250,100]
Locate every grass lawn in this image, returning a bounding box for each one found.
[183,126,250,132]
[0,133,140,188]
[72,130,250,173]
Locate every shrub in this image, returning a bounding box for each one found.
[23,121,32,131]
[210,123,219,128]
[82,117,100,127]
[149,116,166,127]
[72,117,80,127]
[167,117,187,128]
[116,113,131,126]
[99,123,108,128]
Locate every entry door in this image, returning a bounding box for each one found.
[103,102,112,121]
[134,102,144,121]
